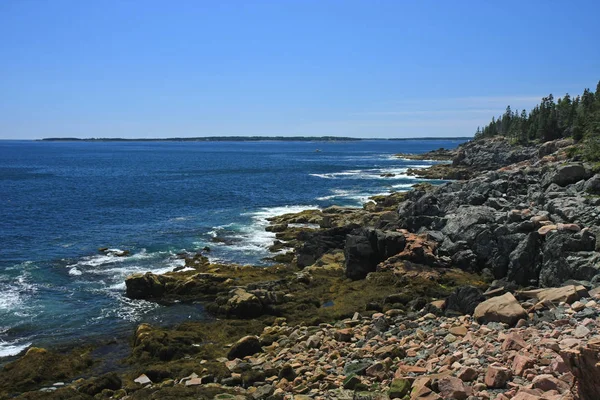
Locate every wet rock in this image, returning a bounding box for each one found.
[78,372,122,396]
[125,272,171,299]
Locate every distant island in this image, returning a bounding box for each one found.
[39,136,472,142]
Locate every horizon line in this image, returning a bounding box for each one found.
[28,135,474,142]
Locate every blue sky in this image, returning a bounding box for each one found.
[1,1,599,139]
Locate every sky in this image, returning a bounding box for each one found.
[1,1,599,139]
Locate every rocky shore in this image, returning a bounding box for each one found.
[2,137,600,400]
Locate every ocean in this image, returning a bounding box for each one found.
[0,139,466,358]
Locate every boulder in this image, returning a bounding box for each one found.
[473,292,527,326]
[444,286,485,316]
[521,285,589,304]
[550,163,590,187]
[226,288,263,318]
[584,174,600,194]
[125,272,171,300]
[227,336,263,360]
[539,229,599,286]
[344,232,378,280]
[296,225,357,268]
[344,229,407,280]
[561,338,600,400]
[506,232,542,285]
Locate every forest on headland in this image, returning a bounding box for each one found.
[475,81,600,161]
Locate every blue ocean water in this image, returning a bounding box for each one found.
[0,139,465,357]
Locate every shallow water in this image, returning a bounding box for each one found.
[0,139,465,357]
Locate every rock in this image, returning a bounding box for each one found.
[334,328,353,342]
[584,174,600,194]
[532,374,570,393]
[444,286,485,316]
[501,332,527,351]
[550,163,590,187]
[185,378,202,386]
[539,230,599,287]
[573,325,590,338]
[449,326,468,336]
[296,225,357,268]
[365,362,387,381]
[511,354,534,376]
[484,365,511,388]
[344,232,378,280]
[227,336,262,360]
[125,272,170,299]
[226,288,264,318]
[437,376,470,400]
[507,232,542,285]
[444,333,457,343]
[537,225,558,236]
[562,339,600,400]
[78,372,122,396]
[133,374,152,385]
[474,292,527,326]
[252,384,274,399]
[457,367,478,382]
[528,285,589,304]
[388,378,411,399]
[453,137,537,171]
[344,229,406,280]
[343,374,361,390]
[306,334,321,349]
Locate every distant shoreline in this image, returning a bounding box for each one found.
[37,136,472,142]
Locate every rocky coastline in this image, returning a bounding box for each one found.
[2,137,600,400]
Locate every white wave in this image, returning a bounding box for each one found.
[310,168,417,181]
[0,289,22,310]
[0,270,37,311]
[65,248,154,270]
[217,205,319,256]
[96,292,161,322]
[68,267,82,276]
[395,157,443,163]
[0,340,30,358]
[392,183,416,190]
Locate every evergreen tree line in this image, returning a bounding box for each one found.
[474,81,600,161]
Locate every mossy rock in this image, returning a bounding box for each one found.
[0,347,93,397]
[388,378,411,398]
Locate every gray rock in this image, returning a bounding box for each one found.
[539,229,600,287]
[584,174,600,194]
[445,286,485,316]
[551,163,591,187]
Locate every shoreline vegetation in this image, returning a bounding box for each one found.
[3,87,600,398]
[37,136,472,142]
